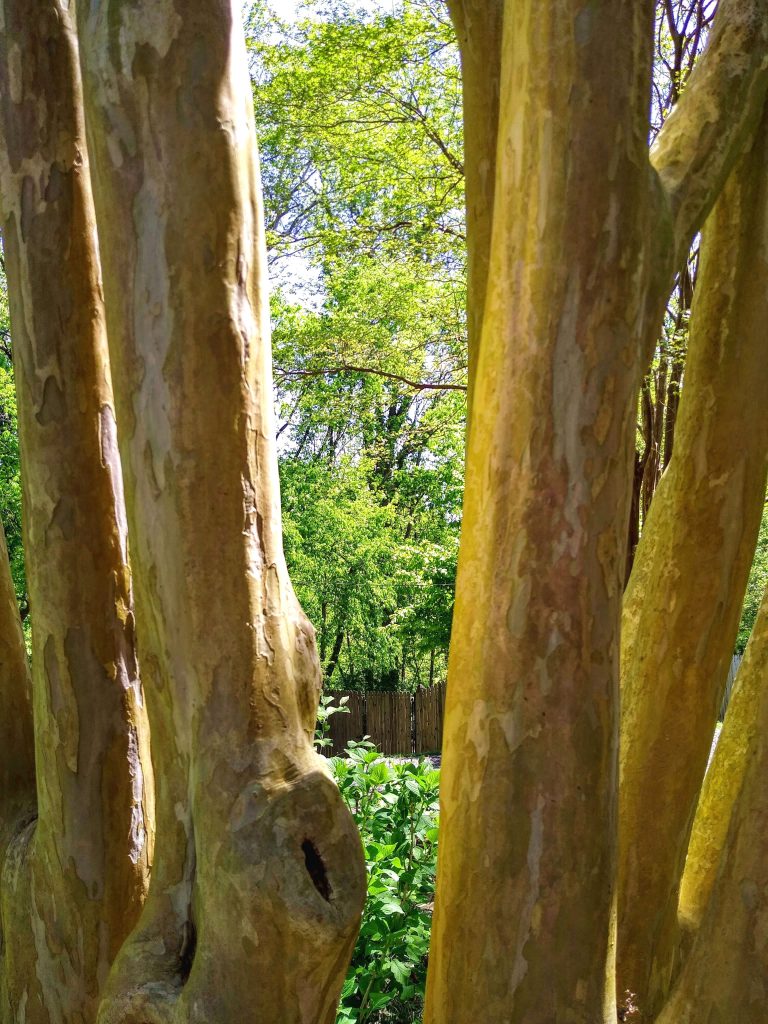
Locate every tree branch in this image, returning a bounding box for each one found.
[275,364,467,392]
[652,0,768,265]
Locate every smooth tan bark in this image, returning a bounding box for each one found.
[426,1,768,1021]
[446,0,502,410]
[424,4,660,1021]
[618,106,768,1019]
[654,585,768,1023]
[0,3,153,1020]
[679,587,768,937]
[75,3,365,1021]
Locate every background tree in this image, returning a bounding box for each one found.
[248,0,465,689]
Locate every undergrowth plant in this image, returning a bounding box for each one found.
[331,740,440,1024]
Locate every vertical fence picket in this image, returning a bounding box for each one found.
[326,684,447,757]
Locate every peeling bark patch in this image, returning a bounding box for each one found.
[126,726,147,864]
[99,404,129,563]
[7,41,22,103]
[36,375,66,425]
[302,839,331,902]
[20,175,35,241]
[119,3,182,71]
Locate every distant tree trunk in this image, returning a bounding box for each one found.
[325,631,345,683]
[75,2,365,1020]
[662,262,695,470]
[618,106,768,1018]
[639,358,668,519]
[662,353,684,468]
[626,451,647,584]
[0,1,153,1017]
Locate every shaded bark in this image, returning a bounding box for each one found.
[0,516,34,842]
[0,1,153,1019]
[618,106,768,1018]
[639,360,668,521]
[662,352,684,469]
[75,2,365,1021]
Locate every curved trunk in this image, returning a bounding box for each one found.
[0,1,153,1019]
[447,0,503,414]
[618,107,768,1019]
[76,3,365,1021]
[655,585,768,1022]
[679,585,768,936]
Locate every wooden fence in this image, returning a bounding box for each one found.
[326,653,743,756]
[326,684,445,757]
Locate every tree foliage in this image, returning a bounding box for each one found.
[247,0,465,688]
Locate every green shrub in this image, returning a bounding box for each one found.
[331,740,439,1024]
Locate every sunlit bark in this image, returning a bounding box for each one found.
[427,0,768,1021]
[76,2,365,1021]
[0,1,152,1018]
[447,0,502,412]
[618,105,768,1018]
[425,4,660,1020]
[655,585,768,1022]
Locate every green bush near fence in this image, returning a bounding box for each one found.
[330,740,440,1024]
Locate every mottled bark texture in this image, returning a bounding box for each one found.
[618,106,768,1019]
[426,0,768,1022]
[425,4,660,1021]
[679,586,768,939]
[75,2,365,1022]
[0,2,153,1020]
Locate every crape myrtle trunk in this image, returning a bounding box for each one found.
[0,1,152,1018]
[618,102,768,1017]
[426,0,768,1021]
[0,1,365,1022]
[75,2,366,1022]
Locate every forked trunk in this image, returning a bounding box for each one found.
[618,107,768,1019]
